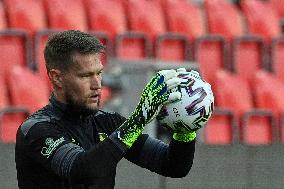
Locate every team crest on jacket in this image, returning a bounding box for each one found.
[41,137,65,158]
[98,133,108,142]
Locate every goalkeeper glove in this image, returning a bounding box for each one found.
[112,69,183,148]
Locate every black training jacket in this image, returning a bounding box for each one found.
[15,95,195,189]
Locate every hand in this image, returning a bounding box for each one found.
[112,69,183,148]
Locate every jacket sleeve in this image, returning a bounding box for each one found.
[21,122,127,185]
[125,134,196,178]
[107,112,196,178]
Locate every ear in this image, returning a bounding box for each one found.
[48,69,63,88]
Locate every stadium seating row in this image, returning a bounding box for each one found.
[0,0,283,40]
[0,0,284,144]
[206,69,284,145]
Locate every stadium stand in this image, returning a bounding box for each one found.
[85,0,127,40]
[7,66,49,113]
[231,36,266,86]
[241,0,281,42]
[241,111,276,145]
[0,108,29,143]
[214,70,277,144]
[204,0,245,41]
[0,30,30,76]
[194,35,227,89]
[164,0,207,39]
[0,72,8,109]
[270,0,284,18]
[155,33,190,61]
[271,36,284,83]
[253,70,284,118]
[4,0,47,35]
[203,108,236,145]
[44,0,88,31]
[127,0,166,42]
[115,32,151,60]
[0,1,6,30]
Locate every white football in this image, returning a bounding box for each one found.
[157,70,214,132]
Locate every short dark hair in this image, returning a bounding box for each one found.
[44,30,105,72]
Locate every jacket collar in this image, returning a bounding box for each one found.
[49,93,94,121]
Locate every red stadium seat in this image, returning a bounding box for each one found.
[204,0,245,40]
[241,0,281,42]
[164,0,206,39]
[0,31,30,76]
[127,0,166,42]
[241,111,276,145]
[0,108,29,143]
[115,32,151,60]
[271,37,284,83]
[214,70,253,119]
[85,0,127,40]
[232,36,266,85]
[253,70,284,118]
[4,0,46,35]
[0,73,9,109]
[270,0,284,18]
[155,33,190,61]
[7,66,49,113]
[44,0,88,31]
[194,35,227,88]
[100,87,112,108]
[0,1,7,30]
[203,109,236,145]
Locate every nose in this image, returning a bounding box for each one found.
[90,75,102,90]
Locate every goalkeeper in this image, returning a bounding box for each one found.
[15,30,199,189]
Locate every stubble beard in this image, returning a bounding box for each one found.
[64,91,100,115]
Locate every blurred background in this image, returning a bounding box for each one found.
[0,0,284,188]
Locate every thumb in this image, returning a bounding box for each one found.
[163,91,181,105]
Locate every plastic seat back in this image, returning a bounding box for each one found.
[253,70,284,117]
[7,66,49,113]
[115,32,150,60]
[127,0,166,41]
[44,0,87,31]
[165,0,206,39]
[0,110,29,143]
[5,0,46,35]
[86,0,127,40]
[241,0,281,42]
[271,37,284,83]
[155,33,190,61]
[232,36,265,85]
[195,36,227,88]
[203,109,235,145]
[0,31,29,75]
[0,1,7,30]
[0,73,9,109]
[205,0,245,40]
[242,112,275,145]
[215,70,253,119]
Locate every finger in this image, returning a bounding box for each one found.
[158,69,178,81]
[166,77,182,90]
[177,68,187,73]
[163,91,181,105]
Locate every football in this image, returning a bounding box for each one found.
[157,70,214,132]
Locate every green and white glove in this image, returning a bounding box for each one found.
[112,69,183,148]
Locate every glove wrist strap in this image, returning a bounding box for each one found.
[173,131,196,142]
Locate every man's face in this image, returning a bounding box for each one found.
[61,52,103,113]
